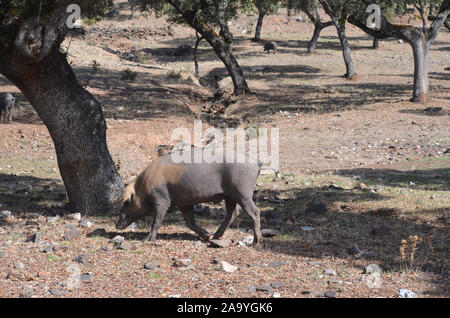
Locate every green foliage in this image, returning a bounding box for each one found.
[121,68,138,81]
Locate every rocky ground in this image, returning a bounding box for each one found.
[0,1,449,298]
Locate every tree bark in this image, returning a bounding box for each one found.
[194,32,203,79]
[307,21,332,53]
[336,24,355,79]
[253,10,265,41]
[1,50,124,215]
[411,38,430,102]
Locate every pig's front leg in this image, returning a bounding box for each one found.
[180,205,210,241]
[144,203,169,242]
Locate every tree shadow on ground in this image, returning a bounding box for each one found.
[336,167,450,191]
[0,173,66,215]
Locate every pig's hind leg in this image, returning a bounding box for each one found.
[213,197,239,239]
[237,198,262,246]
[180,205,210,241]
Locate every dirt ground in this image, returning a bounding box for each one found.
[0,2,449,298]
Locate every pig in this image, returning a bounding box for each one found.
[116,148,263,245]
[0,92,15,123]
[264,41,277,54]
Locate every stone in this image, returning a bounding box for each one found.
[272,292,281,298]
[19,286,34,298]
[64,228,81,241]
[6,269,34,282]
[79,219,92,228]
[271,282,285,289]
[324,269,337,276]
[46,216,60,224]
[114,241,130,250]
[53,245,69,252]
[144,261,160,270]
[0,251,5,258]
[101,246,109,251]
[74,254,89,264]
[42,245,54,253]
[14,261,25,270]
[300,226,315,231]
[78,273,93,283]
[66,213,81,221]
[111,235,125,244]
[324,291,337,298]
[173,258,192,267]
[261,228,279,237]
[26,232,43,243]
[308,261,322,266]
[209,239,232,248]
[49,288,67,296]
[256,285,274,292]
[219,261,238,273]
[0,210,12,218]
[398,289,416,298]
[364,264,383,274]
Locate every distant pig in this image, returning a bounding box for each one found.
[116,148,263,245]
[264,41,277,54]
[0,92,15,123]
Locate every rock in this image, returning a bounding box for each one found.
[53,245,69,252]
[14,261,25,270]
[324,269,337,276]
[305,203,327,214]
[49,288,67,296]
[19,286,34,298]
[347,244,361,255]
[364,264,383,274]
[272,292,281,298]
[261,228,279,237]
[398,289,416,298]
[66,213,81,221]
[300,226,315,231]
[247,286,257,293]
[355,183,367,190]
[219,261,238,273]
[78,273,94,283]
[26,232,43,243]
[271,282,285,289]
[101,246,109,251]
[308,261,322,266]
[42,245,54,253]
[79,219,92,228]
[74,254,89,264]
[144,261,160,270]
[194,240,202,247]
[111,235,125,244]
[0,210,12,218]
[209,239,232,248]
[173,258,192,267]
[398,39,404,44]
[114,241,130,250]
[0,251,5,258]
[256,285,274,293]
[46,216,60,224]
[168,294,181,298]
[268,261,287,268]
[324,291,337,298]
[64,228,82,241]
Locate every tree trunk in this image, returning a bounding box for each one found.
[308,22,331,53]
[2,51,124,215]
[410,37,430,103]
[213,45,250,95]
[372,37,379,49]
[336,25,355,79]
[194,32,203,79]
[253,10,265,41]
[129,0,136,19]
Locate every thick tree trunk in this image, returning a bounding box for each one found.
[410,38,430,103]
[129,0,136,19]
[253,10,265,41]
[336,25,355,79]
[2,51,124,215]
